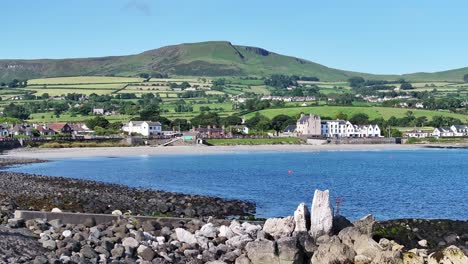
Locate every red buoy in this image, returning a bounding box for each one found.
[288,170,293,175]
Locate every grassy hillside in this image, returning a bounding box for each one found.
[244,106,468,122]
[1,41,467,82]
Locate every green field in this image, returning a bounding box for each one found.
[24,88,116,96]
[244,106,468,121]
[27,113,132,123]
[206,137,302,145]
[28,76,144,85]
[27,83,125,89]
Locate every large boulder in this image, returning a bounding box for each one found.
[219,225,235,238]
[226,234,254,249]
[245,240,279,264]
[175,228,197,244]
[311,236,356,264]
[427,245,468,264]
[293,203,310,233]
[277,236,303,264]
[353,234,383,259]
[310,189,333,239]
[353,214,375,236]
[198,223,218,238]
[263,216,295,239]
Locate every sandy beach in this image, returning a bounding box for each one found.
[4,144,426,159]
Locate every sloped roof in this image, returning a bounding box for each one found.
[284,125,297,132]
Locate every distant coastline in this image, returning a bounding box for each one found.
[3,144,431,159]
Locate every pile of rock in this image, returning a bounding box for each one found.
[0,171,255,218]
[4,189,468,264]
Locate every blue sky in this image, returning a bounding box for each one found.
[3,0,468,74]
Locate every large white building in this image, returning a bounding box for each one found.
[320,120,353,138]
[296,114,321,136]
[122,121,162,137]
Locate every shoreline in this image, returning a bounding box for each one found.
[3,144,430,159]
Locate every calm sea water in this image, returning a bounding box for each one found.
[4,149,468,220]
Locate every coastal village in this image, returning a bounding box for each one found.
[0,112,466,146]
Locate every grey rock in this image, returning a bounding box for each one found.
[111,245,125,258]
[235,254,252,264]
[7,218,25,228]
[80,245,98,259]
[138,246,156,261]
[277,236,302,264]
[353,234,383,259]
[219,225,235,238]
[42,240,57,250]
[310,189,333,239]
[444,234,459,244]
[311,236,355,264]
[263,216,295,239]
[175,228,197,244]
[226,234,253,249]
[83,217,96,228]
[48,219,63,228]
[245,240,279,264]
[199,223,218,238]
[184,249,200,258]
[33,256,48,264]
[353,214,375,236]
[293,203,310,233]
[122,237,139,249]
[427,245,468,264]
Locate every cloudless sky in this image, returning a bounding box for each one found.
[2,0,468,74]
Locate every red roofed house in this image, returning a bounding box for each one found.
[35,125,56,136]
[47,123,73,134]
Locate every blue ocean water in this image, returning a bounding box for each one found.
[4,149,468,220]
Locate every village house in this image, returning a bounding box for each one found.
[193,125,226,138]
[450,125,468,136]
[230,125,249,135]
[122,121,162,137]
[296,114,321,136]
[10,124,34,137]
[92,108,105,115]
[432,127,454,138]
[282,125,298,137]
[47,123,73,134]
[69,123,93,135]
[406,129,429,138]
[353,125,382,138]
[35,125,56,136]
[321,120,353,138]
[415,102,424,109]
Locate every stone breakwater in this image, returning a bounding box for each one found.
[1,189,467,263]
[0,171,255,220]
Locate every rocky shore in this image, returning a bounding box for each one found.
[0,189,466,263]
[0,158,466,263]
[0,158,255,220]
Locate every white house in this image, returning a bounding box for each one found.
[415,102,424,109]
[93,108,105,115]
[122,121,162,137]
[231,125,249,135]
[432,127,454,138]
[354,125,382,138]
[450,125,468,136]
[320,120,353,138]
[406,129,429,138]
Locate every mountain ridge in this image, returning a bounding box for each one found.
[0,41,466,82]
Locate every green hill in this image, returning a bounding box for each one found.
[1,41,467,82]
